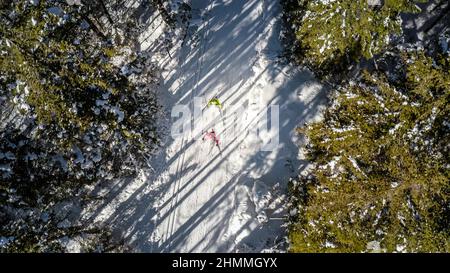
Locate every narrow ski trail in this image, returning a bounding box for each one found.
[89,0,326,253]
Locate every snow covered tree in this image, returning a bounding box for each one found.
[286,0,427,75]
[1,0,160,172]
[150,0,176,28]
[289,50,449,252]
[0,0,159,251]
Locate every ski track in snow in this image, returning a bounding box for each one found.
[87,0,326,253]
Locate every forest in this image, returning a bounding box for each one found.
[0,0,448,253]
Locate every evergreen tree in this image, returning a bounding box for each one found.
[0,0,159,251]
[286,0,427,75]
[289,50,449,252]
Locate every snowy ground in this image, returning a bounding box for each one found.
[83,0,326,252]
[401,0,449,43]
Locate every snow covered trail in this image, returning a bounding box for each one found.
[86,0,326,252]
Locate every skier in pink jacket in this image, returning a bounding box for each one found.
[202,129,220,147]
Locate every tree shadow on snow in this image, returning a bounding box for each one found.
[86,0,328,253]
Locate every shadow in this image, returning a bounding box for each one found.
[401,0,449,43]
[85,0,328,253]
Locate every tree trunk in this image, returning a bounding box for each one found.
[99,0,115,26]
[82,14,108,40]
[151,0,174,28]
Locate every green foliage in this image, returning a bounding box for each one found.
[0,0,159,252]
[1,1,127,132]
[287,0,427,74]
[289,51,450,252]
[1,221,128,253]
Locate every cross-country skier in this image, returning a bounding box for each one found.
[202,129,220,147]
[207,97,222,109]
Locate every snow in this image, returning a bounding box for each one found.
[85,0,325,253]
[367,0,382,6]
[80,20,89,30]
[0,236,14,248]
[319,0,336,4]
[66,0,81,5]
[389,123,402,135]
[396,244,406,253]
[73,146,84,164]
[91,150,102,163]
[47,7,64,17]
[348,156,364,176]
[57,219,72,229]
[110,106,124,123]
[366,240,382,252]
[324,240,337,248]
[4,151,15,160]
[0,164,12,173]
[95,100,107,107]
[439,36,449,53]
[53,155,68,171]
[59,236,82,253]
[41,212,49,222]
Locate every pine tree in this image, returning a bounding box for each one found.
[0,0,159,252]
[289,50,449,252]
[287,0,427,75]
